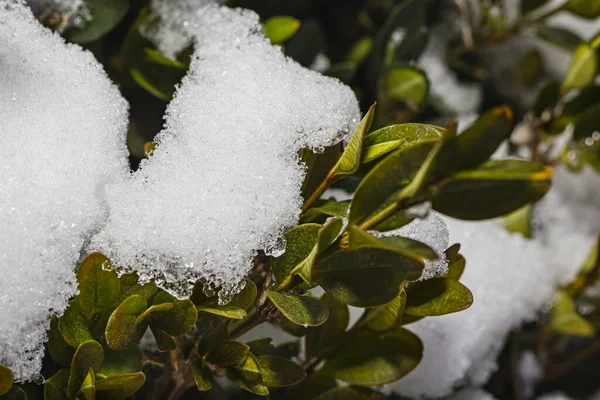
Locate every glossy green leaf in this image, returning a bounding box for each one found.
[321,328,422,385]
[380,67,428,109]
[149,292,197,336]
[305,293,349,360]
[196,303,246,319]
[48,316,75,367]
[105,295,149,350]
[66,0,129,43]
[365,291,406,332]
[548,290,595,336]
[77,368,95,400]
[264,16,301,44]
[272,224,321,286]
[0,366,13,396]
[99,346,142,377]
[257,355,306,387]
[267,291,329,327]
[76,253,120,317]
[234,352,261,382]
[94,373,146,400]
[565,0,600,19]
[431,160,552,220]
[562,43,598,93]
[67,341,104,398]
[44,369,69,400]
[226,369,269,395]
[347,225,437,261]
[206,342,250,367]
[404,279,473,316]
[504,204,532,238]
[191,361,213,391]
[536,26,583,52]
[313,247,423,307]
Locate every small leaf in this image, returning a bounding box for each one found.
[314,386,374,400]
[225,369,269,396]
[347,37,373,64]
[99,346,142,377]
[105,295,149,350]
[379,66,428,109]
[266,291,329,327]
[67,341,104,398]
[150,292,197,336]
[246,338,275,356]
[257,355,306,387]
[76,253,120,317]
[272,224,321,287]
[144,48,187,69]
[321,327,422,385]
[191,361,213,391]
[234,353,261,382]
[573,103,600,140]
[196,304,246,319]
[77,368,95,400]
[364,291,406,332]
[195,280,256,318]
[562,42,598,93]
[431,160,552,220]
[0,365,13,396]
[94,373,146,399]
[306,293,350,359]
[440,244,466,280]
[48,316,75,367]
[66,0,129,43]
[548,290,595,336]
[58,305,94,348]
[504,204,532,238]
[565,0,600,19]
[150,326,176,352]
[44,369,70,400]
[536,26,583,52]
[264,16,301,45]
[404,279,473,316]
[533,81,561,116]
[206,342,250,367]
[301,200,351,223]
[130,69,171,101]
[313,247,423,307]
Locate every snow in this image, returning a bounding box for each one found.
[143,0,223,59]
[0,0,129,382]
[90,4,360,302]
[390,167,600,398]
[448,388,498,400]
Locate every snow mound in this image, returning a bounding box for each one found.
[0,0,129,382]
[90,4,360,302]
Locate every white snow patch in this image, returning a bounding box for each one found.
[0,0,129,382]
[90,4,360,301]
[390,167,600,398]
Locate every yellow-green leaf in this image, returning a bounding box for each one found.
[264,16,301,45]
[266,291,329,327]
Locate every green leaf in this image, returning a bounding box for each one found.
[573,103,600,140]
[440,244,466,280]
[0,386,26,400]
[44,369,70,400]
[536,26,583,52]
[48,316,75,367]
[362,124,444,161]
[548,290,595,336]
[264,16,301,45]
[77,253,120,317]
[257,355,306,387]
[191,361,213,391]
[517,50,543,86]
[234,352,261,382]
[206,342,250,367]
[321,327,422,385]
[99,346,142,377]
[313,247,423,307]
[431,160,553,220]
[533,81,561,116]
[364,291,406,332]
[58,305,94,348]
[150,325,176,352]
[404,279,473,316]
[0,365,13,396]
[105,295,149,350]
[149,292,197,336]
[522,0,550,14]
[130,69,171,101]
[77,368,95,400]
[306,293,349,360]
[314,386,374,400]
[196,304,246,319]
[66,0,129,43]
[226,369,269,396]
[380,66,428,109]
[347,37,373,64]
[301,200,351,223]
[94,373,146,400]
[67,341,104,398]
[117,273,159,302]
[144,48,187,70]
[562,42,598,94]
[272,224,321,286]
[246,338,275,356]
[565,0,600,19]
[504,204,532,238]
[266,291,329,327]
[562,85,600,116]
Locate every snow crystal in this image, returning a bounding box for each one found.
[380,211,450,280]
[390,168,600,398]
[144,0,223,59]
[90,4,360,300]
[0,0,129,382]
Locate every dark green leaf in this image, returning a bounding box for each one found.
[440,244,466,280]
[226,369,269,396]
[58,305,93,348]
[404,279,473,316]
[0,386,26,400]
[266,291,329,327]
[150,325,176,352]
[536,26,583,52]
[431,160,552,220]
[347,225,438,261]
[66,0,129,44]
[321,328,422,385]
[150,292,197,336]
[105,295,149,350]
[0,366,12,396]
[562,85,600,116]
[48,316,75,367]
[305,293,349,359]
[206,342,250,367]
[257,355,306,387]
[94,373,146,400]
[364,291,406,332]
[99,346,142,377]
[264,16,301,44]
[565,0,600,19]
[196,280,256,318]
[44,369,69,400]
[67,341,104,398]
[191,361,213,391]
[517,50,543,86]
[246,338,275,356]
[522,0,550,14]
[573,103,600,140]
[288,375,337,400]
[76,253,120,317]
[301,200,351,223]
[314,386,374,400]
[533,81,560,116]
